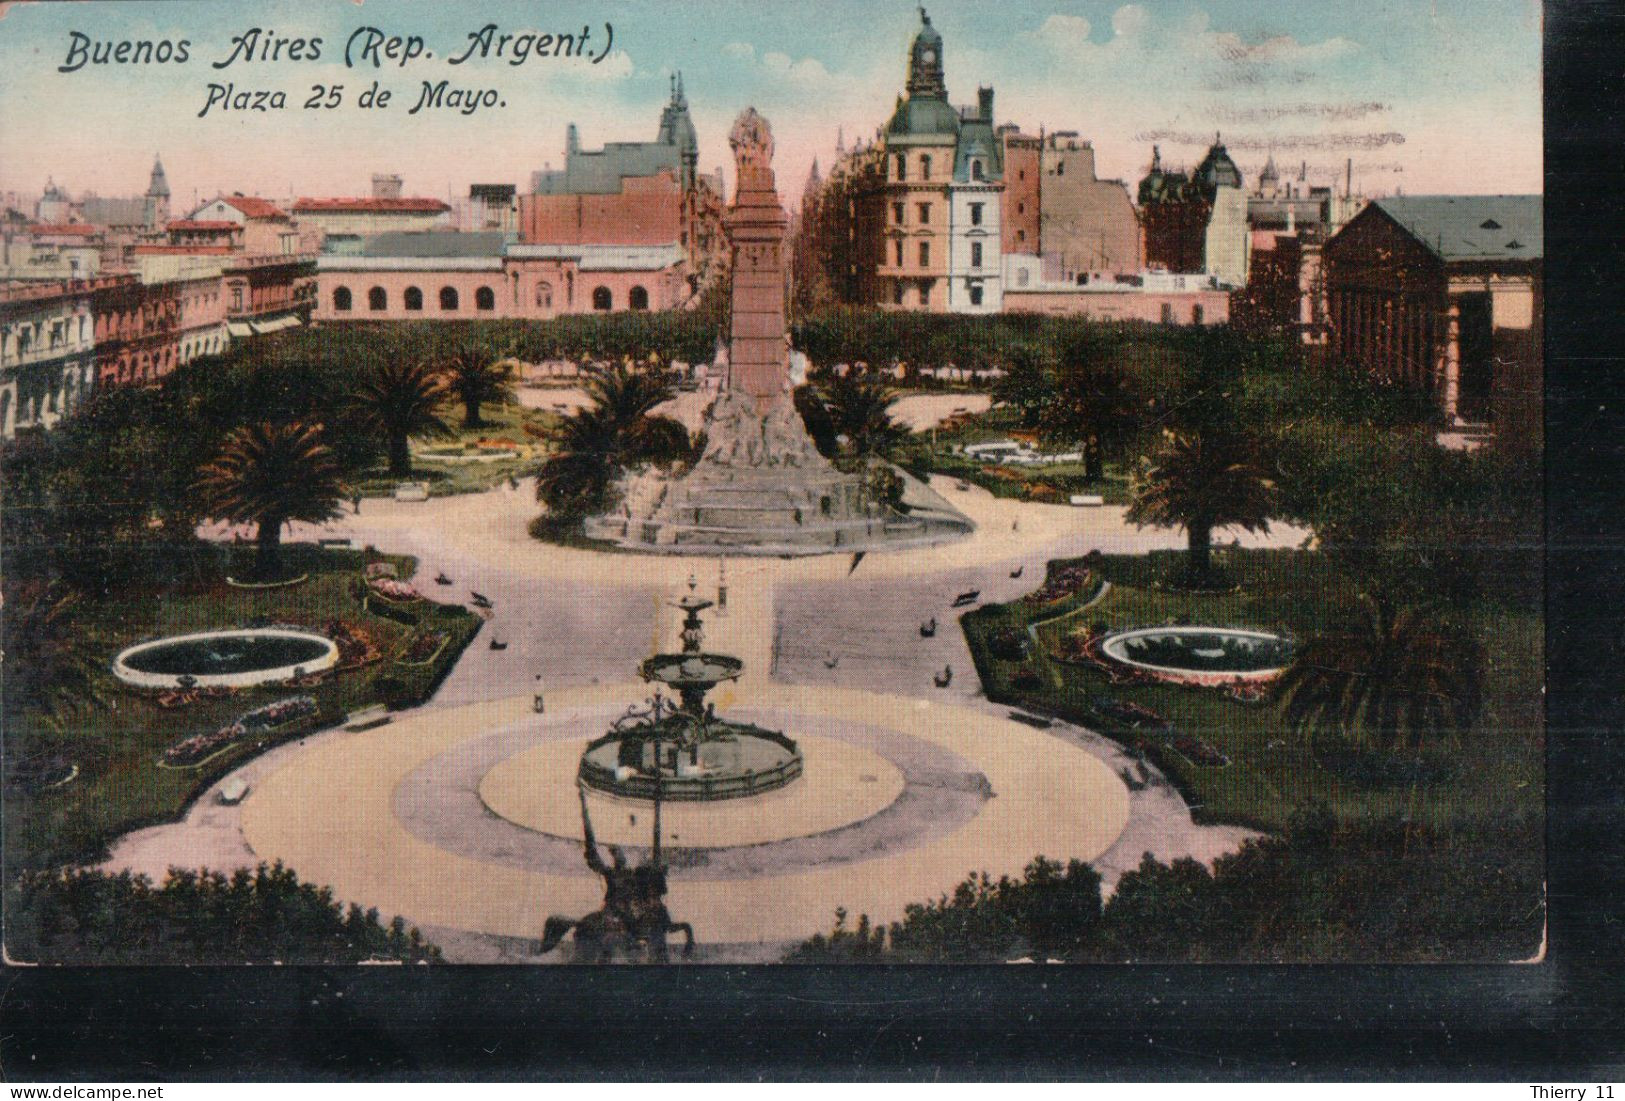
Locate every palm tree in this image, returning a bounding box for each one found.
[1273,598,1482,756]
[1,581,106,744]
[813,371,908,458]
[534,364,691,520]
[347,360,454,477]
[1126,428,1277,587]
[194,422,345,579]
[441,344,517,430]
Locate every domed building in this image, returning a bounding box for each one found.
[877,9,1003,313]
[1136,135,1251,288]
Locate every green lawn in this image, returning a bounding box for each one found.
[353,401,559,498]
[963,549,1544,835]
[897,406,1133,505]
[3,544,481,873]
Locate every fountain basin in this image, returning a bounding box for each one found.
[578,723,803,802]
[1100,627,1290,687]
[113,628,339,690]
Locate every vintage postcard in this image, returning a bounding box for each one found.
[0,0,1542,966]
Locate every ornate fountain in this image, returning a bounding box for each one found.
[576,576,802,802]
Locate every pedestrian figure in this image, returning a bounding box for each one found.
[352,492,362,515]
[533,674,546,714]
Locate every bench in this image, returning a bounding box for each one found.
[1069,494,1105,507]
[393,482,430,502]
[219,777,250,805]
[345,705,392,732]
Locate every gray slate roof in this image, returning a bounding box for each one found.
[533,141,681,195]
[358,231,510,258]
[80,196,148,227]
[1374,195,1542,261]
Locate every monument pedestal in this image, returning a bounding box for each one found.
[584,109,970,556]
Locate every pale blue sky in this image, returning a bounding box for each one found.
[0,0,1542,211]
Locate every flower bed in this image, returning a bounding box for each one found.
[397,629,450,667]
[1088,695,1171,731]
[368,577,421,603]
[1022,565,1097,609]
[323,619,381,669]
[160,695,319,768]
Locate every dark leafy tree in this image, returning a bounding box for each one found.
[8,862,441,964]
[1037,340,1146,480]
[194,422,346,579]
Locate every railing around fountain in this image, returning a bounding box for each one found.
[576,726,804,802]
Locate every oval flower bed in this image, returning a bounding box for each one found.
[160,695,320,768]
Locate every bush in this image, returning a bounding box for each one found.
[7,861,441,964]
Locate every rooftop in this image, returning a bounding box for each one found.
[1370,194,1543,261]
[220,195,290,220]
[28,223,101,236]
[293,197,451,214]
[355,230,509,258]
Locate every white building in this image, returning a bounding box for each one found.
[944,90,1004,313]
[0,279,97,439]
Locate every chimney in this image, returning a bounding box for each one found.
[978,86,994,122]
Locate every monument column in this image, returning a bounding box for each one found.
[723,109,791,414]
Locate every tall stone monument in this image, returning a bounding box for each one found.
[585,109,971,555]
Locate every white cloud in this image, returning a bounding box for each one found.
[1022,13,1092,51]
[1204,31,1357,64]
[759,50,834,87]
[722,41,755,60]
[1111,5,1149,39]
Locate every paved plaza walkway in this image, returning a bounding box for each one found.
[104,476,1299,960]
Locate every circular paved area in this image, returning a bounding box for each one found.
[241,682,1130,945]
[478,715,907,850]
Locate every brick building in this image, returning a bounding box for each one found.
[1322,194,1542,435]
[1137,139,1250,288]
[312,231,688,322]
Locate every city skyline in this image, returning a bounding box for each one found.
[0,0,1541,210]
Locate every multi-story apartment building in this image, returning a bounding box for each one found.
[0,277,98,438]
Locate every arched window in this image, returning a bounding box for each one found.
[333,286,352,312]
[895,153,907,181]
[971,159,984,181]
[591,286,612,311]
[629,285,649,311]
[920,154,932,178]
[536,282,553,309]
[1,390,12,436]
[368,286,387,311]
[440,286,459,311]
[404,286,423,311]
[475,286,495,311]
